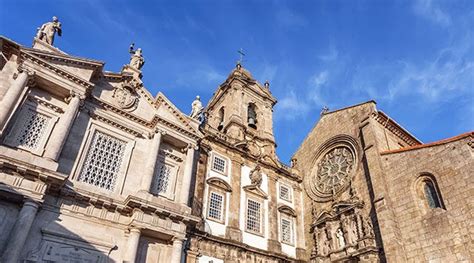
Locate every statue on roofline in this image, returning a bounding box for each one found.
[129,43,145,70]
[36,16,62,45]
[190,96,203,119]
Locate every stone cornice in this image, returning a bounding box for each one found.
[88,109,145,138]
[22,47,104,69]
[20,51,94,90]
[27,96,64,113]
[372,111,421,146]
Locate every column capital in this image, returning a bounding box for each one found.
[16,63,35,77]
[185,143,199,151]
[23,198,41,209]
[66,91,86,103]
[128,227,141,234]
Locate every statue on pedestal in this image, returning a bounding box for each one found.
[190,96,203,119]
[36,16,62,45]
[129,43,145,70]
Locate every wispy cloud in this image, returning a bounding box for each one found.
[275,90,311,120]
[413,0,451,26]
[308,71,329,105]
[318,46,339,62]
[176,66,224,89]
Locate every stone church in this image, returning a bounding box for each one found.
[0,18,472,263]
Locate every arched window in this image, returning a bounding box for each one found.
[423,180,442,208]
[218,107,224,131]
[414,173,445,211]
[247,103,257,128]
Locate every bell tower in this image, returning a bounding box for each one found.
[204,62,277,154]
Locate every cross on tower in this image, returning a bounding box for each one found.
[237,48,246,64]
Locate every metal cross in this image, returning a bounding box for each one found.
[238,48,246,63]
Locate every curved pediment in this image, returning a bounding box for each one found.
[206,177,232,192]
[277,205,297,217]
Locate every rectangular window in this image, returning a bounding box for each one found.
[4,107,52,152]
[78,131,126,191]
[211,154,227,174]
[207,191,224,221]
[246,199,262,234]
[281,217,293,244]
[279,184,292,202]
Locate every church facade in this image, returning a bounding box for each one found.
[0,18,472,263]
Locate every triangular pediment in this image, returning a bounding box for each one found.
[22,46,104,81]
[154,92,200,138]
[243,185,268,199]
[313,210,335,226]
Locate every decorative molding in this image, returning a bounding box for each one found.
[206,177,232,192]
[88,110,143,137]
[27,96,64,113]
[277,205,297,217]
[372,111,420,146]
[159,150,183,162]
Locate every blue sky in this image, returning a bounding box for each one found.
[1,0,473,162]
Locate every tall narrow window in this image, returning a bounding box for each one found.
[218,107,225,131]
[155,163,172,194]
[207,191,224,221]
[247,103,257,128]
[152,160,177,199]
[279,184,292,202]
[281,217,293,244]
[246,198,262,234]
[424,181,442,208]
[78,131,126,191]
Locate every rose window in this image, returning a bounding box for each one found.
[315,147,354,195]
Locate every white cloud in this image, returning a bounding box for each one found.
[308,71,329,105]
[275,90,311,120]
[413,0,451,26]
[260,64,278,82]
[318,46,339,62]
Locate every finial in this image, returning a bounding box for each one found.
[264,80,270,89]
[236,61,242,70]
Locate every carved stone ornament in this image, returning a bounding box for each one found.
[249,165,263,188]
[304,135,359,202]
[112,83,138,111]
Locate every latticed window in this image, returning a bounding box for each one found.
[6,108,51,151]
[212,155,226,174]
[246,199,262,233]
[78,131,126,191]
[208,191,224,221]
[155,163,173,195]
[281,217,293,244]
[424,181,442,208]
[279,184,292,202]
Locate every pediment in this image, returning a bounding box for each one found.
[243,185,268,199]
[206,177,232,192]
[154,92,200,138]
[278,205,297,217]
[313,210,335,225]
[23,46,104,81]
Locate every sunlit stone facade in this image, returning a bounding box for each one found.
[1,19,472,263]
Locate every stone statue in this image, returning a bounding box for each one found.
[363,217,374,237]
[316,227,330,256]
[320,106,329,116]
[343,215,358,245]
[190,96,203,119]
[36,16,62,45]
[129,44,145,70]
[336,228,345,249]
[249,165,263,188]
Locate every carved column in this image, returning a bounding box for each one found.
[171,238,184,263]
[124,228,141,263]
[44,92,83,161]
[0,69,32,134]
[226,156,242,242]
[1,199,40,263]
[179,144,197,205]
[140,130,164,192]
[267,175,281,252]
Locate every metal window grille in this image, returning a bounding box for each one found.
[11,109,51,150]
[208,192,224,220]
[78,131,126,191]
[280,185,291,201]
[155,163,172,195]
[246,199,261,233]
[212,155,226,173]
[281,218,293,243]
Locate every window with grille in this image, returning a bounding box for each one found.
[5,108,51,151]
[246,198,262,233]
[212,155,227,174]
[279,184,292,202]
[281,217,293,244]
[78,131,126,191]
[155,163,173,196]
[208,191,224,221]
